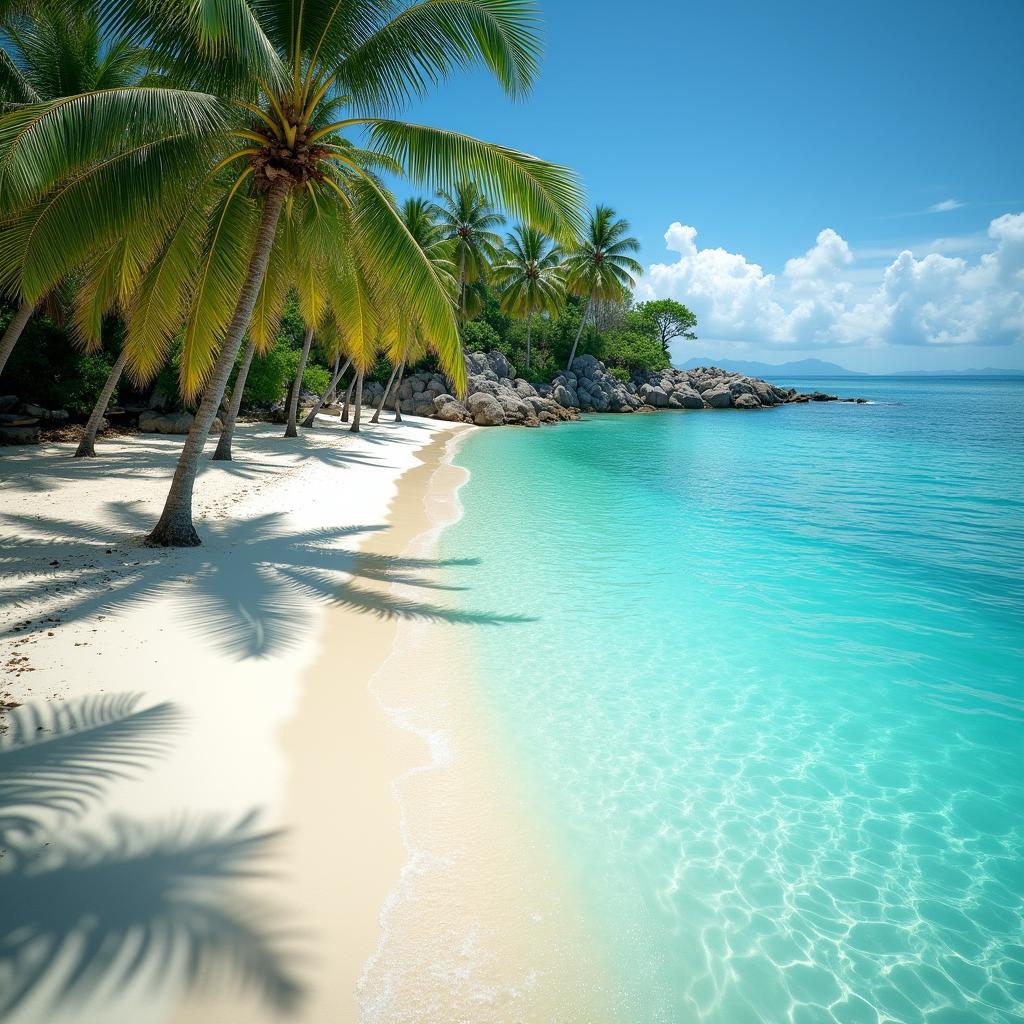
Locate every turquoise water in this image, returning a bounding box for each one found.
[440,377,1024,1023]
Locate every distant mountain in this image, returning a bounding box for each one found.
[675,358,1024,378]
[676,357,860,377]
[889,367,1024,377]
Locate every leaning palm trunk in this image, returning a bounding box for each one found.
[212,338,256,462]
[0,299,34,379]
[392,362,406,422]
[284,325,314,437]
[146,179,290,547]
[326,354,340,404]
[565,294,593,372]
[349,373,363,433]
[302,356,351,427]
[74,347,130,457]
[340,376,355,422]
[370,364,399,424]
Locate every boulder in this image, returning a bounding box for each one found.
[0,395,18,413]
[733,393,761,409]
[552,383,578,409]
[0,425,39,444]
[466,392,505,426]
[139,411,224,434]
[433,395,468,422]
[639,384,669,408]
[703,386,733,408]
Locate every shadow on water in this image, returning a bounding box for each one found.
[0,694,304,1019]
[0,501,535,661]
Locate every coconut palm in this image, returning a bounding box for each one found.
[492,225,564,372]
[433,180,504,321]
[0,2,148,380]
[371,196,452,424]
[562,205,642,371]
[0,0,584,545]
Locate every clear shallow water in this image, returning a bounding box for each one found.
[440,377,1024,1023]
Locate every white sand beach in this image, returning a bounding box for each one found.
[0,414,612,1024]
[0,413,467,1023]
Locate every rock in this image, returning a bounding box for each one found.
[553,383,578,408]
[810,392,837,402]
[703,386,733,408]
[22,403,48,418]
[639,385,669,408]
[433,395,468,422]
[466,392,505,426]
[0,425,39,444]
[139,411,223,434]
[0,395,19,412]
[734,393,761,409]
[675,386,706,409]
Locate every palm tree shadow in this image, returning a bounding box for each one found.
[0,696,305,1019]
[0,500,536,661]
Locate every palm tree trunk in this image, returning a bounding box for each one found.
[74,347,129,458]
[302,356,350,428]
[393,362,406,422]
[525,315,532,373]
[458,247,466,321]
[340,376,355,422]
[0,299,34,379]
[566,293,593,372]
[145,178,290,547]
[370,363,399,424]
[211,337,256,462]
[349,373,363,433]
[326,353,339,403]
[284,324,314,437]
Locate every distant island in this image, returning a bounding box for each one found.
[677,357,1024,378]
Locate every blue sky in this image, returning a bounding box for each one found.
[401,0,1024,371]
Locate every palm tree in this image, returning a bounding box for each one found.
[433,181,504,321]
[0,0,584,546]
[562,205,642,371]
[371,196,452,424]
[492,225,564,373]
[0,2,147,380]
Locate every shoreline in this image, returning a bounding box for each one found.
[0,414,477,1023]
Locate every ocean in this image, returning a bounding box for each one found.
[437,377,1024,1022]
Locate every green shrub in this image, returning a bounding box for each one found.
[1,304,119,414]
[462,319,501,353]
[602,330,671,375]
[608,366,631,383]
[301,363,330,396]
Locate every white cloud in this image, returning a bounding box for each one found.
[929,198,964,213]
[635,213,1024,349]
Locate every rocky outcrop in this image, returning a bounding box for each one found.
[360,352,863,429]
[139,411,223,434]
[363,351,578,427]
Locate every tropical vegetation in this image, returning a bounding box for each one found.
[0,0,699,549]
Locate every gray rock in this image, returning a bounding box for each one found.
[0,395,19,412]
[703,386,733,408]
[466,392,505,426]
[553,384,578,408]
[734,393,761,409]
[139,411,223,434]
[639,385,669,408]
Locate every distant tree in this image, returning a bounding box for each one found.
[631,299,697,355]
[561,205,642,371]
[491,226,564,373]
[433,181,504,321]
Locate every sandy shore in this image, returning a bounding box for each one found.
[0,413,469,1024]
[1,412,614,1024]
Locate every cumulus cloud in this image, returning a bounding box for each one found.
[929,198,964,213]
[635,213,1024,348]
